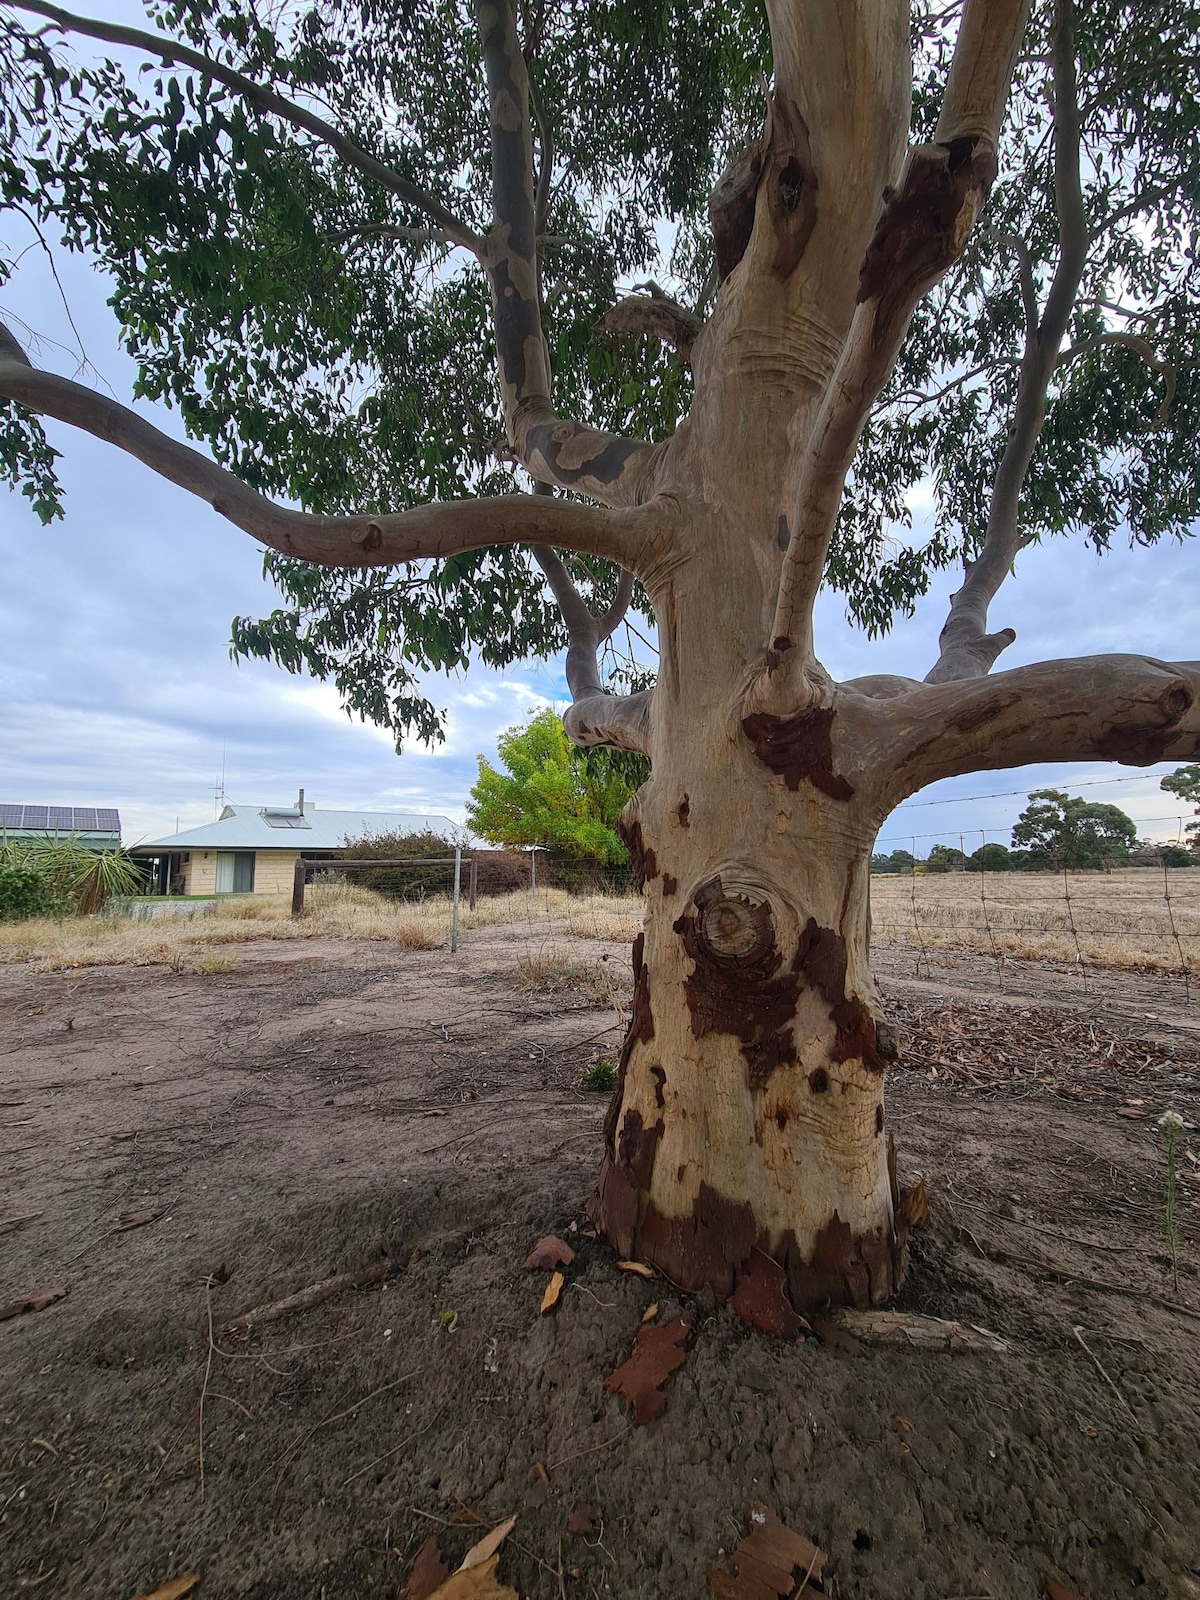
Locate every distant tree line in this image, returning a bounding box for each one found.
[873,778,1200,875]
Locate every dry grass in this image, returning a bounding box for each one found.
[871,867,1200,974]
[0,881,642,972]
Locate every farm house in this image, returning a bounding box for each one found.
[130,792,459,897]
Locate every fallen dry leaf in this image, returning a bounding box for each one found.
[1044,1578,1085,1600]
[0,1285,69,1322]
[460,1514,518,1572]
[729,1249,809,1341]
[708,1504,825,1598]
[604,1316,691,1425]
[566,1502,596,1536]
[522,1236,574,1271]
[397,1536,450,1600]
[539,1272,565,1315]
[117,1207,165,1231]
[615,1259,653,1279]
[426,1555,518,1600]
[130,1576,201,1600]
[640,1302,659,1324]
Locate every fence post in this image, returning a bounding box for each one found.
[291,855,306,918]
[530,846,537,893]
[450,845,462,952]
[468,856,478,911]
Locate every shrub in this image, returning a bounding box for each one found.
[0,863,54,921]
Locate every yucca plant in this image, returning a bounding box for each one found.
[0,836,145,917]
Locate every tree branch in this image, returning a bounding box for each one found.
[1057,331,1179,427]
[925,0,1088,686]
[597,289,703,366]
[760,0,1031,705]
[0,322,655,569]
[8,0,483,254]
[474,0,662,509]
[984,225,1039,341]
[867,656,1200,810]
[531,546,652,754]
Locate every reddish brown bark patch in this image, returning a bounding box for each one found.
[604,1316,692,1425]
[709,1504,826,1599]
[729,1249,810,1341]
[618,814,658,890]
[858,137,998,342]
[741,706,854,800]
[784,1210,903,1311]
[660,873,678,898]
[650,1065,666,1109]
[676,893,799,1089]
[677,794,690,828]
[636,1182,759,1300]
[603,931,654,1148]
[795,918,883,1072]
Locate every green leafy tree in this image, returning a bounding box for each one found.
[923,843,968,873]
[4,0,1200,1309]
[467,708,642,864]
[1161,764,1200,847]
[871,848,915,875]
[967,842,1013,872]
[1012,789,1137,870]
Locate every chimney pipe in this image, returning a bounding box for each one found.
[298,788,305,815]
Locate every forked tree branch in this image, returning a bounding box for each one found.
[926,0,1087,685]
[8,0,483,253]
[1057,331,1180,426]
[863,656,1200,810]
[597,289,703,366]
[762,0,1032,701]
[0,322,655,568]
[474,0,664,509]
[531,544,652,755]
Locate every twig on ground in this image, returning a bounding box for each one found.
[0,1211,43,1231]
[1072,1324,1139,1427]
[828,1309,1009,1353]
[226,1258,392,1331]
[198,1275,217,1500]
[546,1424,633,1472]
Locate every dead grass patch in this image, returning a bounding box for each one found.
[871,867,1200,974]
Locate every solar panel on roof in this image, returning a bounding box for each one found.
[96,809,120,829]
[72,808,97,829]
[49,806,74,829]
[22,806,48,829]
[0,805,22,828]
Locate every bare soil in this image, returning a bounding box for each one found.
[2,928,1199,1600]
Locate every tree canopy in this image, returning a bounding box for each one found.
[1011,787,1137,870]
[1161,764,1200,844]
[466,708,643,863]
[2,0,1198,736]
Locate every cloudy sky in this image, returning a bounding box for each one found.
[2,132,1198,853]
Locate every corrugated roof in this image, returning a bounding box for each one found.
[132,804,461,853]
[1,804,121,834]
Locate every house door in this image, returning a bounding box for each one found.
[215,853,235,893]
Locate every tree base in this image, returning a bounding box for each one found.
[590,1129,909,1320]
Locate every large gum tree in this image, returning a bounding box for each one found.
[2,0,1199,1313]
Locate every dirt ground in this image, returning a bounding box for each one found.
[2,924,1199,1600]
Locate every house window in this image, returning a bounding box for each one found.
[215,853,255,893]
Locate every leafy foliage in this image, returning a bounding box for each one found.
[1161,764,1200,842]
[466,708,644,862]
[1011,788,1138,870]
[0,836,146,914]
[2,0,1198,725]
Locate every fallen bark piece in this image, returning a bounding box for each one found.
[709,1503,825,1598]
[130,1576,201,1600]
[566,1502,596,1536]
[730,1249,811,1341]
[640,1302,659,1324]
[426,1555,518,1599]
[829,1309,1008,1354]
[539,1272,565,1314]
[604,1316,691,1425]
[523,1236,575,1271]
[0,1285,69,1322]
[902,1179,929,1227]
[226,1259,391,1332]
[1043,1579,1085,1600]
[615,1259,653,1279]
[398,1536,450,1600]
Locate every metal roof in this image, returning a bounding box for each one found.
[1,804,121,834]
[132,804,462,853]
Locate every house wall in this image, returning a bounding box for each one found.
[252,850,301,896]
[177,849,299,895]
